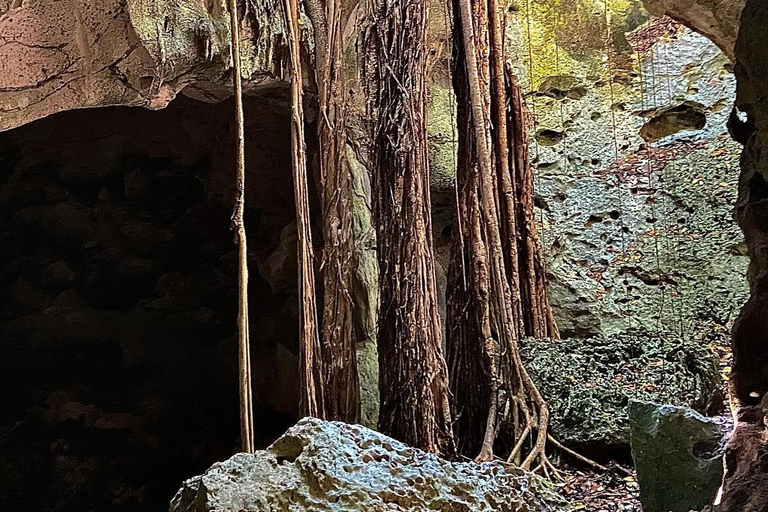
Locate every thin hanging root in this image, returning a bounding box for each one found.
[548,434,608,472]
[455,0,556,469]
[227,0,254,454]
[283,0,324,418]
[507,424,532,463]
[544,455,563,481]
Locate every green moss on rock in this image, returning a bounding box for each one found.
[521,330,722,447]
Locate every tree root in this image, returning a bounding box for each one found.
[548,435,609,472]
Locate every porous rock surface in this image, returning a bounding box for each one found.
[522,330,721,448]
[169,417,572,512]
[714,395,768,512]
[641,0,745,60]
[715,2,768,506]
[506,7,748,342]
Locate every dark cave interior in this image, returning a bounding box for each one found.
[0,90,307,511]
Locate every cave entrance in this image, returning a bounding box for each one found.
[0,91,305,511]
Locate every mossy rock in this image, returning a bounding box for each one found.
[521,330,722,448]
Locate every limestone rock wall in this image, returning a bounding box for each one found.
[0,0,288,132]
[506,2,748,340]
[730,0,768,406]
[642,0,745,60]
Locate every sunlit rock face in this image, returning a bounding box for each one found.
[506,2,748,341]
[170,418,572,512]
[642,0,745,60]
[522,331,721,450]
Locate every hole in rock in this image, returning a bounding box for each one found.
[640,102,707,142]
[536,129,566,146]
[0,91,306,511]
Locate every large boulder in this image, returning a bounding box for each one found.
[629,401,731,512]
[169,417,572,512]
[521,330,722,448]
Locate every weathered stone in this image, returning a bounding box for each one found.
[170,417,572,512]
[630,401,731,512]
[0,0,288,132]
[522,330,722,448]
[714,395,768,512]
[732,0,768,407]
[716,1,768,506]
[348,144,380,429]
[508,5,748,341]
[641,0,745,60]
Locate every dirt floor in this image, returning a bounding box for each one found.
[556,465,642,511]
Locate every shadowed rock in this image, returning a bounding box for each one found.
[522,331,722,449]
[630,401,731,512]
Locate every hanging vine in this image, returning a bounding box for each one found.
[363,0,455,456]
[227,0,254,453]
[448,0,568,473]
[304,0,361,423]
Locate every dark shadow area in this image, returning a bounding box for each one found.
[0,90,304,511]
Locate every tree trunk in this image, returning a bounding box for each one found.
[448,0,559,470]
[305,0,361,423]
[506,68,560,340]
[446,16,496,459]
[363,0,455,456]
[284,0,325,418]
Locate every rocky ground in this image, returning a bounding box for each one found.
[522,330,723,450]
[550,325,734,512]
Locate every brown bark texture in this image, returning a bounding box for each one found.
[447,0,559,471]
[507,69,560,340]
[363,0,455,456]
[284,0,326,418]
[304,0,361,423]
[446,46,496,457]
[227,0,255,454]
